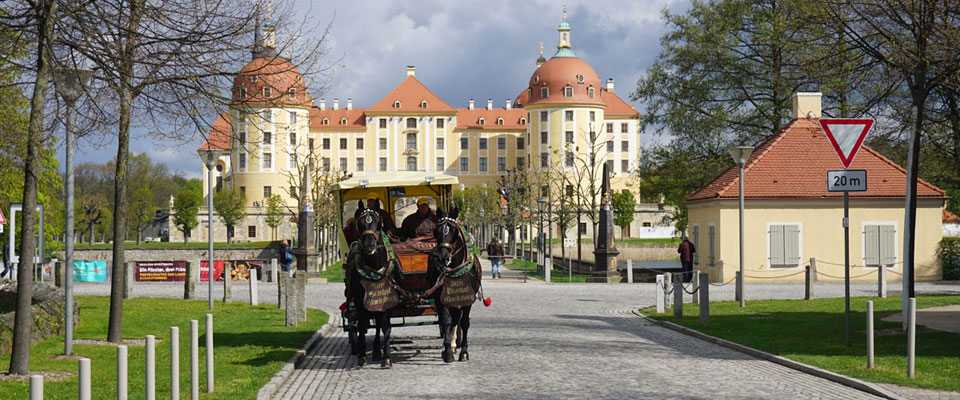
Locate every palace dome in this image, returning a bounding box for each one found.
[524,57,604,107]
[231,57,313,107]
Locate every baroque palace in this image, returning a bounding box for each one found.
[185,14,642,243]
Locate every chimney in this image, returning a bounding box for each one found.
[792,92,822,119]
[347,98,353,110]
[320,99,326,110]
[606,78,615,93]
[506,99,512,110]
[333,98,339,111]
[468,99,474,110]
[406,65,416,77]
[486,99,493,110]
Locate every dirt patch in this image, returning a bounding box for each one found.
[73,338,162,347]
[0,371,74,382]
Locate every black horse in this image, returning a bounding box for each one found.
[428,208,481,363]
[345,202,400,368]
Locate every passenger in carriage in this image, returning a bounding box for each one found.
[344,217,358,244]
[400,197,438,240]
[365,193,399,236]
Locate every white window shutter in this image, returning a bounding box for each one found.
[769,224,784,265]
[864,225,880,266]
[880,225,896,265]
[692,225,700,266]
[784,225,801,265]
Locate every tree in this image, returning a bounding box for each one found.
[612,189,636,244]
[172,189,201,244]
[76,194,107,244]
[97,206,113,243]
[128,187,153,245]
[264,194,284,240]
[214,187,246,244]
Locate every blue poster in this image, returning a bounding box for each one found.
[74,260,107,282]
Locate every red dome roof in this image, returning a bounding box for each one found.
[525,57,604,107]
[231,57,313,107]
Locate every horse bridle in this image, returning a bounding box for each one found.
[356,209,386,253]
[436,218,464,257]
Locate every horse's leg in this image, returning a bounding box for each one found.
[458,306,471,361]
[380,312,393,368]
[438,306,454,363]
[448,307,461,359]
[356,310,368,367]
[371,316,382,361]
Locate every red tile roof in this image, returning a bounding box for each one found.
[232,57,314,108]
[944,209,960,223]
[686,118,945,201]
[455,108,526,130]
[524,57,604,107]
[602,90,640,117]
[309,107,366,131]
[198,112,231,151]
[367,75,455,113]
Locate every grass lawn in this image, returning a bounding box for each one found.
[643,295,960,392]
[0,296,327,399]
[319,261,344,283]
[507,259,590,283]
[75,241,280,250]
[543,237,680,246]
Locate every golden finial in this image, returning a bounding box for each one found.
[562,4,567,21]
[539,42,544,56]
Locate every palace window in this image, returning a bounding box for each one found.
[379,157,387,171]
[356,157,364,171]
[407,118,417,129]
[588,87,595,99]
[239,88,246,98]
[407,157,417,171]
[322,157,330,171]
[394,100,401,108]
[322,138,330,150]
[263,153,272,169]
[322,118,329,125]
[340,158,347,171]
[497,137,506,150]
[262,110,271,122]
[564,86,573,98]
[437,157,445,169]
[621,159,629,172]
[607,141,614,152]
[540,131,547,144]
[540,111,548,122]
[565,131,573,143]
[540,87,548,98]
[262,87,271,97]
[606,123,613,133]
[566,185,574,197]
[589,111,596,122]
[497,157,506,172]
[341,118,347,125]
[263,132,272,145]
[520,118,526,125]
[238,153,246,169]
[406,133,417,150]
[577,74,584,84]
[289,132,296,145]
[540,153,548,168]
[288,153,296,169]
[621,123,628,133]
[356,138,364,149]
[479,138,487,150]
[340,138,347,150]
[437,118,445,128]
[565,151,574,167]
[288,88,296,99]
[460,157,469,172]
[517,157,524,169]
[497,118,504,125]
[263,185,272,198]
[622,141,629,152]
[379,118,387,128]
[517,137,524,150]
[768,224,802,267]
[478,157,487,172]
[460,138,468,150]
[478,118,485,126]
[565,110,573,121]
[436,138,445,150]
[421,100,428,108]
[379,138,387,150]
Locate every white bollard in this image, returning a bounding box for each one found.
[249,271,259,306]
[908,297,916,378]
[626,259,633,284]
[271,259,278,283]
[29,375,42,400]
[117,345,128,400]
[206,313,214,393]
[146,335,156,400]
[544,257,551,283]
[190,320,199,400]
[656,274,665,314]
[79,358,91,400]
[170,327,180,400]
[867,301,874,369]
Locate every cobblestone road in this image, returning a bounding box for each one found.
[75,276,960,399]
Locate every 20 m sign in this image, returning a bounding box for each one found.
[827,169,867,192]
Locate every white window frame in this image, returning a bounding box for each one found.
[766,222,803,269]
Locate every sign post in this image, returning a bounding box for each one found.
[821,119,873,348]
[564,230,574,282]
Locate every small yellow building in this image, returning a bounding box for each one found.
[686,93,945,283]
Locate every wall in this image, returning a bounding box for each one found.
[70,247,281,263]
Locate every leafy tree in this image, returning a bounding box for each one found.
[612,190,636,244]
[264,194,285,241]
[76,194,107,245]
[97,206,113,243]
[127,187,154,245]
[172,189,201,244]
[214,187,246,244]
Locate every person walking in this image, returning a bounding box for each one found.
[677,235,696,283]
[279,239,295,277]
[487,236,503,279]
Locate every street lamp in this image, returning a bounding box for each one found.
[54,66,93,356]
[537,197,546,273]
[197,147,224,310]
[728,146,754,308]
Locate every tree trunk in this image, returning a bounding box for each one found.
[184,230,189,245]
[89,220,95,245]
[136,229,142,245]
[10,0,57,375]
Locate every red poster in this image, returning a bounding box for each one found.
[136,261,187,281]
[200,260,226,282]
[199,260,262,281]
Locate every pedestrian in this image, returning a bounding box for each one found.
[279,239,295,277]
[677,235,696,283]
[487,235,503,279]
[1,241,9,279]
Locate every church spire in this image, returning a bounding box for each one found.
[553,6,576,58]
[252,1,278,59]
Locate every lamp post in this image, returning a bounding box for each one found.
[537,198,546,273]
[54,66,93,356]
[728,146,754,308]
[197,148,223,310]
[500,204,508,257]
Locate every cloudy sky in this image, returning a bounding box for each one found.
[60,0,689,178]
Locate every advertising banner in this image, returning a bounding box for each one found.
[200,260,262,282]
[135,261,187,282]
[74,260,107,282]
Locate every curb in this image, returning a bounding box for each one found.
[633,310,905,400]
[256,310,338,400]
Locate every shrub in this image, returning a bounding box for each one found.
[936,237,960,280]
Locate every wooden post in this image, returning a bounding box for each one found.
[699,272,710,326]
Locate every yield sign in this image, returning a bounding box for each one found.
[0,208,5,225]
[819,119,874,169]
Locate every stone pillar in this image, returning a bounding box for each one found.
[673,272,683,318]
[699,273,710,326]
[592,163,621,283]
[805,265,813,300]
[735,271,743,302]
[222,262,232,303]
[296,272,306,322]
[878,267,887,298]
[123,262,134,299]
[184,260,196,300]
[285,275,298,326]
[248,270,259,306]
[270,258,278,283]
[277,274,286,310]
[626,259,633,284]
[655,274,665,314]
[691,271,700,304]
[810,257,818,282]
[544,257,551,283]
[663,273,673,308]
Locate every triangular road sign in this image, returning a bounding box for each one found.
[0,208,5,225]
[820,119,874,169]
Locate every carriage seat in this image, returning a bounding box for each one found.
[389,236,436,290]
[390,236,436,255]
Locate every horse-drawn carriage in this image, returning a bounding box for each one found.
[332,172,484,367]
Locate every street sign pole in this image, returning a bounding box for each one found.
[844,191,850,347]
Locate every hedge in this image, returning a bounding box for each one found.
[936,237,960,280]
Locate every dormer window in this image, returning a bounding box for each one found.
[588,87,595,99]
[564,86,573,98]
[251,76,258,83]
[394,100,401,108]
[540,87,548,99]
[520,117,527,125]
[497,118,504,125]
[263,87,271,97]
[239,88,246,98]
[421,100,428,108]
[322,118,329,125]
[340,118,347,125]
[528,88,532,101]
[478,117,485,126]
[577,74,584,84]
[533,75,540,85]
[296,76,303,84]
[288,88,296,99]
